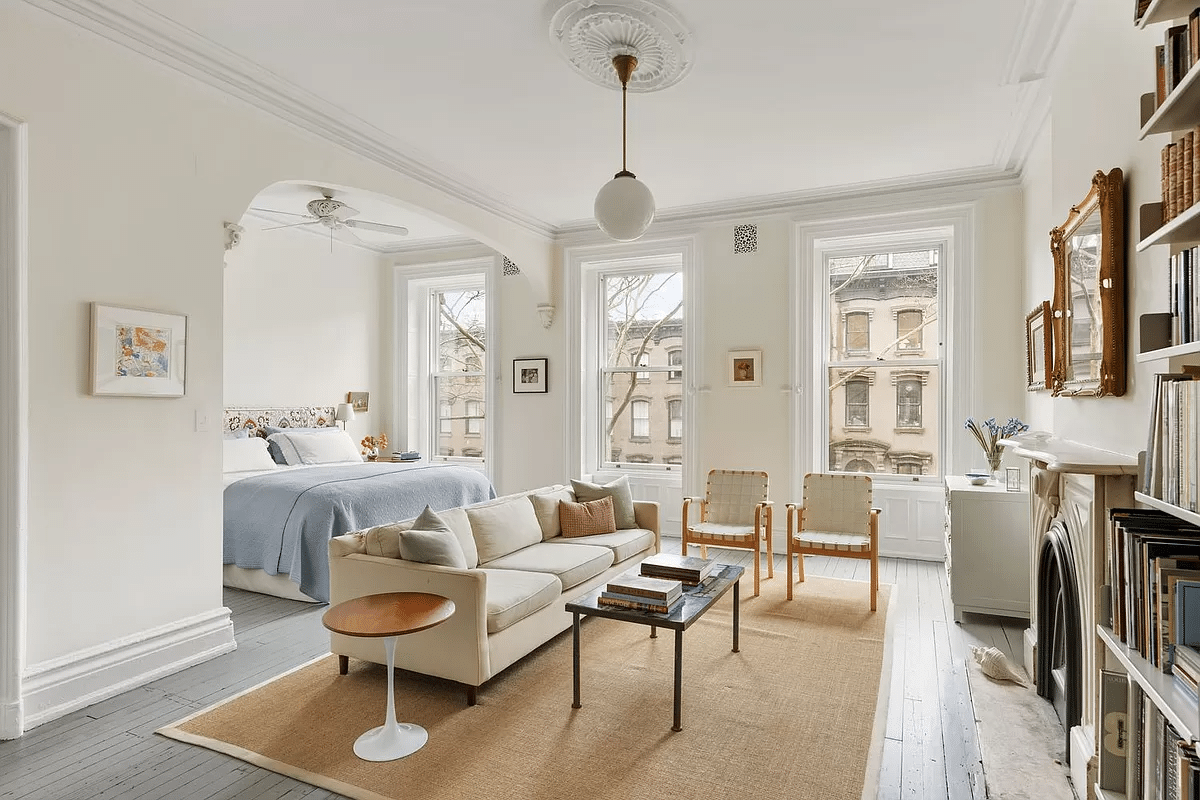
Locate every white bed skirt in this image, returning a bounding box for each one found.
[222,565,322,603]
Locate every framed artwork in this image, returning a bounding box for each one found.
[90,302,186,397]
[1026,301,1052,392]
[513,358,548,393]
[728,349,762,387]
[347,391,370,413]
[1005,467,1022,492]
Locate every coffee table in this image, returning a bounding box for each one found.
[565,562,744,731]
[322,592,455,761]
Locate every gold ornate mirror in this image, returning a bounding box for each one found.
[1049,167,1126,397]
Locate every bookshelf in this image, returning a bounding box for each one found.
[1136,202,1200,251]
[1139,0,1200,28]
[1135,340,1200,363]
[1099,624,1200,741]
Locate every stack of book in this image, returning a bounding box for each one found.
[1176,644,1200,699]
[639,553,716,586]
[597,572,683,614]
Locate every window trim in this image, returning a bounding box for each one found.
[396,256,495,479]
[793,205,974,492]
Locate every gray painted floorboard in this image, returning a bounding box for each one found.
[0,544,1040,799]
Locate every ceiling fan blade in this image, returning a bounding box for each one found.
[263,220,321,231]
[344,219,409,236]
[248,207,313,219]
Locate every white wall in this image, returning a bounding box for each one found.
[1023,0,1164,456]
[0,0,548,729]
[224,217,386,443]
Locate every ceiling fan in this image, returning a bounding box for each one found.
[249,189,409,243]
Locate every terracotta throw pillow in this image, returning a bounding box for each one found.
[558,496,616,538]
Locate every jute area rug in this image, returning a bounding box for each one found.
[159,576,893,800]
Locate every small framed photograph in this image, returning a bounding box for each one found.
[1026,301,1052,392]
[90,302,187,397]
[1005,467,1022,492]
[347,391,369,413]
[728,349,762,387]
[513,357,548,393]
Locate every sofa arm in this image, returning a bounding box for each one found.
[328,552,492,687]
[633,500,661,554]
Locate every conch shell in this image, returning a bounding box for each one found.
[971,645,1028,686]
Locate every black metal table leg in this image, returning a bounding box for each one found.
[572,611,581,709]
[672,628,683,731]
[733,577,740,653]
[650,624,657,639]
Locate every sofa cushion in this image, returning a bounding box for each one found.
[528,488,574,540]
[469,497,544,564]
[551,528,657,564]
[571,476,637,529]
[398,507,467,568]
[559,496,616,538]
[437,506,478,569]
[363,521,407,559]
[484,541,614,591]
[479,568,561,634]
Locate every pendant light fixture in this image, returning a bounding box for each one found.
[593,53,655,241]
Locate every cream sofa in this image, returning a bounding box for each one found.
[327,483,660,704]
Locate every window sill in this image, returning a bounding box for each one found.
[843,426,870,433]
[895,427,925,434]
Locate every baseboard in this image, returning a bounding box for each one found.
[1069,724,1093,800]
[21,606,236,731]
[0,697,21,739]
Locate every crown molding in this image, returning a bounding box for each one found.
[993,81,1051,174]
[553,166,1023,243]
[22,0,556,241]
[1001,0,1077,86]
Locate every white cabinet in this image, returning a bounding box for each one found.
[944,476,1031,622]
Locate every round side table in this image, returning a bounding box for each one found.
[322,592,455,761]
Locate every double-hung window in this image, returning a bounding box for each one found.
[824,247,941,477]
[403,263,490,467]
[596,264,684,470]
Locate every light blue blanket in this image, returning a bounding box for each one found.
[223,462,495,602]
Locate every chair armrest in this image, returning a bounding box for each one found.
[681,496,706,527]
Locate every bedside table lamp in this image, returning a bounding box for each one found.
[335,402,355,430]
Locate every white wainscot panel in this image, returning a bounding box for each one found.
[875,482,946,561]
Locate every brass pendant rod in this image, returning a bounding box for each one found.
[622,80,628,173]
[611,53,638,177]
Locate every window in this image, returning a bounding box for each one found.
[631,399,650,440]
[823,246,941,478]
[897,309,923,351]
[845,312,870,352]
[845,378,869,428]
[667,349,683,381]
[896,377,922,428]
[465,400,482,436]
[592,264,684,470]
[404,263,490,468]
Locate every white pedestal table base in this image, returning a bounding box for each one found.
[353,635,427,762]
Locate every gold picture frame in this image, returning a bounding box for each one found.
[347,391,369,413]
[1026,301,1051,392]
[1049,167,1126,397]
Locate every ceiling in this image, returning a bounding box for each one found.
[43,0,1071,247]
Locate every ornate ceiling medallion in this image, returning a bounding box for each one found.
[547,0,695,93]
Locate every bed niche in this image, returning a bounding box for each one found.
[221,406,495,603]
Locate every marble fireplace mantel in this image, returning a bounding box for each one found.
[998,431,1139,475]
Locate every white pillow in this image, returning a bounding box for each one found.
[467,497,544,563]
[222,437,277,473]
[270,429,363,466]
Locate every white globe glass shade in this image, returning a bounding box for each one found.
[594,174,655,241]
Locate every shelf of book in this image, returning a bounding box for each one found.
[1136,492,1200,526]
[1138,0,1197,27]
[1137,340,1200,363]
[1100,624,1200,742]
[1137,200,1200,251]
[1141,56,1200,138]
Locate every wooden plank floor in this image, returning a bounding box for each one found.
[0,543,1044,799]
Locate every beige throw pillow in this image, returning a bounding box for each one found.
[558,496,617,538]
[398,506,467,569]
[528,488,574,540]
[363,521,409,559]
[571,475,636,529]
[467,497,544,563]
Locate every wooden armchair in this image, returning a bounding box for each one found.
[681,469,773,596]
[785,472,880,611]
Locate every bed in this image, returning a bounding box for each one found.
[221,406,495,603]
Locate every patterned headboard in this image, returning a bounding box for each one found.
[223,406,338,436]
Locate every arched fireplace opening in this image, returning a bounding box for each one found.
[1036,517,1082,762]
